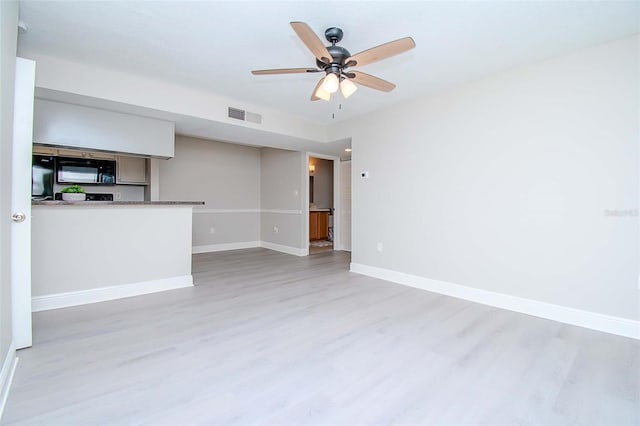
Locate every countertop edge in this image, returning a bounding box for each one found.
[32,201,205,206]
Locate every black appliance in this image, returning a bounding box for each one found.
[54,193,114,201]
[56,157,116,185]
[32,155,55,200]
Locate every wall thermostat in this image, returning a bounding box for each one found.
[361,171,369,178]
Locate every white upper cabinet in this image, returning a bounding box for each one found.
[33,99,175,158]
[116,155,147,185]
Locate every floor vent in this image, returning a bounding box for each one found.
[228,107,262,124]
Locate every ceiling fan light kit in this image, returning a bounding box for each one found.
[322,73,340,93]
[313,83,331,101]
[252,21,415,102]
[340,78,358,98]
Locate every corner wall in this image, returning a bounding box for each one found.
[260,148,306,255]
[159,135,261,252]
[348,35,639,332]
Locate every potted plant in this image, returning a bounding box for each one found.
[61,185,86,201]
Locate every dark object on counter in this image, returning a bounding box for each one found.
[54,192,114,201]
[32,155,55,200]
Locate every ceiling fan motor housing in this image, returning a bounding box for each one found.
[316,45,352,70]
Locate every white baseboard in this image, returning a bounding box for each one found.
[192,241,307,256]
[0,342,18,421]
[32,275,194,312]
[192,241,260,254]
[350,263,640,340]
[260,241,308,257]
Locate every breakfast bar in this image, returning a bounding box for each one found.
[31,201,203,311]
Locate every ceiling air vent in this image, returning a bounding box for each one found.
[245,111,262,124]
[228,107,245,121]
[228,107,262,124]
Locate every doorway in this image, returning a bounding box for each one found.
[308,156,334,254]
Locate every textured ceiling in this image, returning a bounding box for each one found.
[17,1,640,126]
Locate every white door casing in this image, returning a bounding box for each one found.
[340,160,351,252]
[306,152,341,251]
[11,58,35,349]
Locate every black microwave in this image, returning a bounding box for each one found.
[56,157,116,185]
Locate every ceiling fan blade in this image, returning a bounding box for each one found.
[310,78,324,101]
[290,21,333,64]
[252,68,320,75]
[350,71,396,92]
[347,37,415,68]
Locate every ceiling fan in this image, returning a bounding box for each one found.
[252,22,415,101]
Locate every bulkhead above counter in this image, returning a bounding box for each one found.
[33,99,175,159]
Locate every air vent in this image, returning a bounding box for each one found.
[245,111,262,124]
[228,107,262,124]
[228,107,245,121]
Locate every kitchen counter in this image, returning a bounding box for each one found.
[33,200,204,206]
[31,202,199,312]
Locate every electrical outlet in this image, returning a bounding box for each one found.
[209,227,215,234]
[377,242,383,252]
[293,189,299,197]
[273,226,279,233]
[115,192,122,200]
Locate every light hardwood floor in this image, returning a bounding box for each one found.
[4,248,639,425]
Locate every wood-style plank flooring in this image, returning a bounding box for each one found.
[4,248,639,425]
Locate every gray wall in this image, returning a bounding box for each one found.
[0,0,18,376]
[349,35,639,321]
[159,135,261,248]
[310,157,333,208]
[261,148,305,249]
[31,205,192,297]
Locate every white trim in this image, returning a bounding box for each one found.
[191,241,308,256]
[32,275,194,312]
[261,209,302,215]
[260,241,308,257]
[0,342,18,421]
[350,263,640,340]
[194,209,260,214]
[192,241,260,254]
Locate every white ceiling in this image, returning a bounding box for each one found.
[17,1,640,127]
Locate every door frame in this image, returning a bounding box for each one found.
[305,152,341,252]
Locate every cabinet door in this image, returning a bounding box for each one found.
[117,155,147,184]
[309,212,319,241]
[32,145,58,156]
[318,212,329,240]
[56,148,86,158]
[86,151,116,161]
